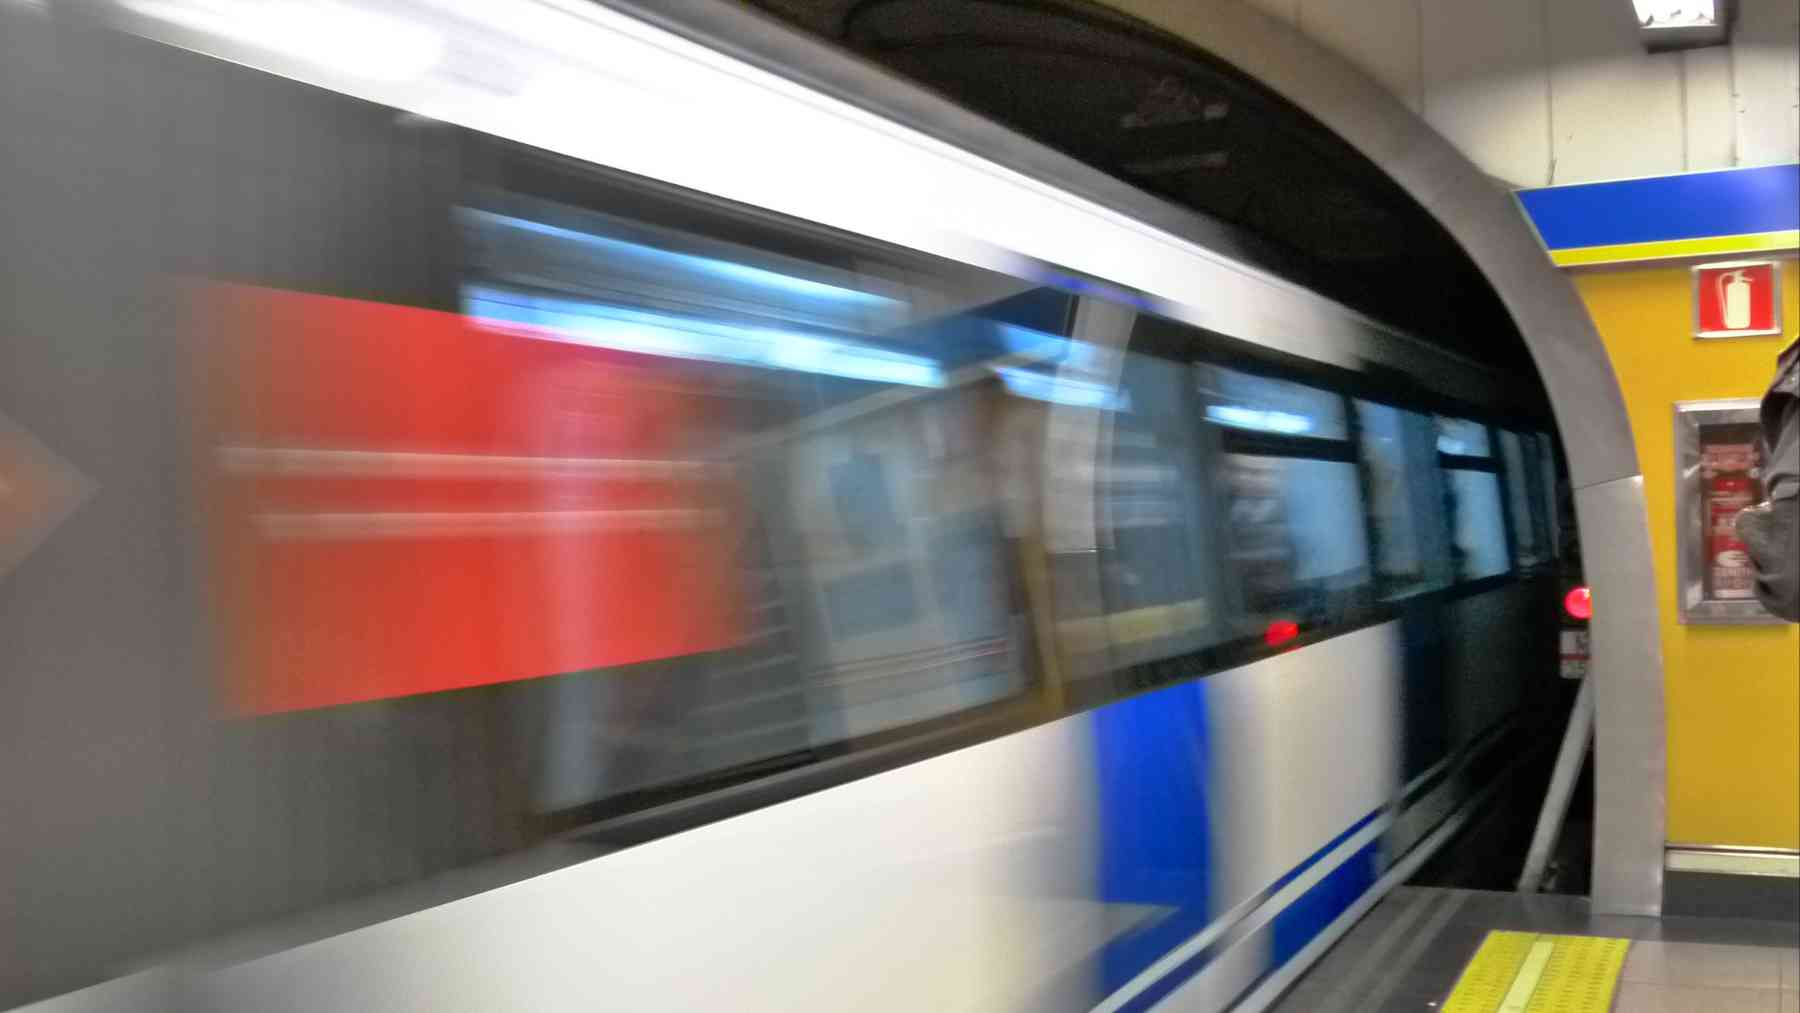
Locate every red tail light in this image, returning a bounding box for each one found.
[1265,620,1300,646]
[1563,585,1592,621]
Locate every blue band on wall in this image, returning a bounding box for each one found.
[1517,164,1799,265]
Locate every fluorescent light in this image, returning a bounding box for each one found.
[120,0,443,82]
[1631,0,1731,50]
[1632,0,1717,26]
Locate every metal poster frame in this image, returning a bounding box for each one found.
[1674,398,1784,623]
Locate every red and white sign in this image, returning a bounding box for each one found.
[1693,260,1782,338]
[191,283,746,715]
[1559,629,1589,680]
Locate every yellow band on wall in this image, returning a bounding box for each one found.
[1549,229,1800,267]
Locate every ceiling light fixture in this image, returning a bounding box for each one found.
[1632,0,1734,51]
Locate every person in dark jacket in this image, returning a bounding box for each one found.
[1736,335,1799,621]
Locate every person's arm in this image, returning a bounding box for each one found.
[1738,344,1799,621]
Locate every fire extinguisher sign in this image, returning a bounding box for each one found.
[1693,260,1782,339]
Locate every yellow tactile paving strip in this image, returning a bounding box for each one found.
[1442,931,1631,1013]
[1529,934,1632,1012]
[1443,931,1537,1012]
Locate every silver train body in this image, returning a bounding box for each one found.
[3,2,1563,1010]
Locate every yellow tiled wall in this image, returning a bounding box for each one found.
[1573,260,1800,849]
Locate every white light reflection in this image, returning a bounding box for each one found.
[120,0,443,82]
[464,286,943,388]
[997,323,1069,360]
[992,366,1126,410]
[1205,404,1315,435]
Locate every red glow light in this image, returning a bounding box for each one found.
[1265,620,1300,647]
[1564,586,1592,621]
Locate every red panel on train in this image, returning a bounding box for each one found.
[194,284,744,714]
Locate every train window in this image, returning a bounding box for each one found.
[1200,365,1371,632]
[1095,350,1223,667]
[1500,430,1550,567]
[435,186,1077,814]
[1355,400,1453,597]
[1445,471,1511,580]
[1435,416,1511,581]
[1536,432,1562,559]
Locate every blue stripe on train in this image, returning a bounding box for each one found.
[1106,817,1384,1012]
[1268,837,1380,967]
[1093,679,1211,996]
[1093,668,1390,1009]
[1263,809,1383,900]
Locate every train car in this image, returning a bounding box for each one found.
[0,1,1566,1010]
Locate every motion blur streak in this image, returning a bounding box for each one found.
[218,447,717,481]
[1,2,1562,1010]
[253,508,726,540]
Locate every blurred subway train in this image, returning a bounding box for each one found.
[1,1,1570,1010]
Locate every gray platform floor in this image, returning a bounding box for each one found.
[1266,887,1799,1012]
